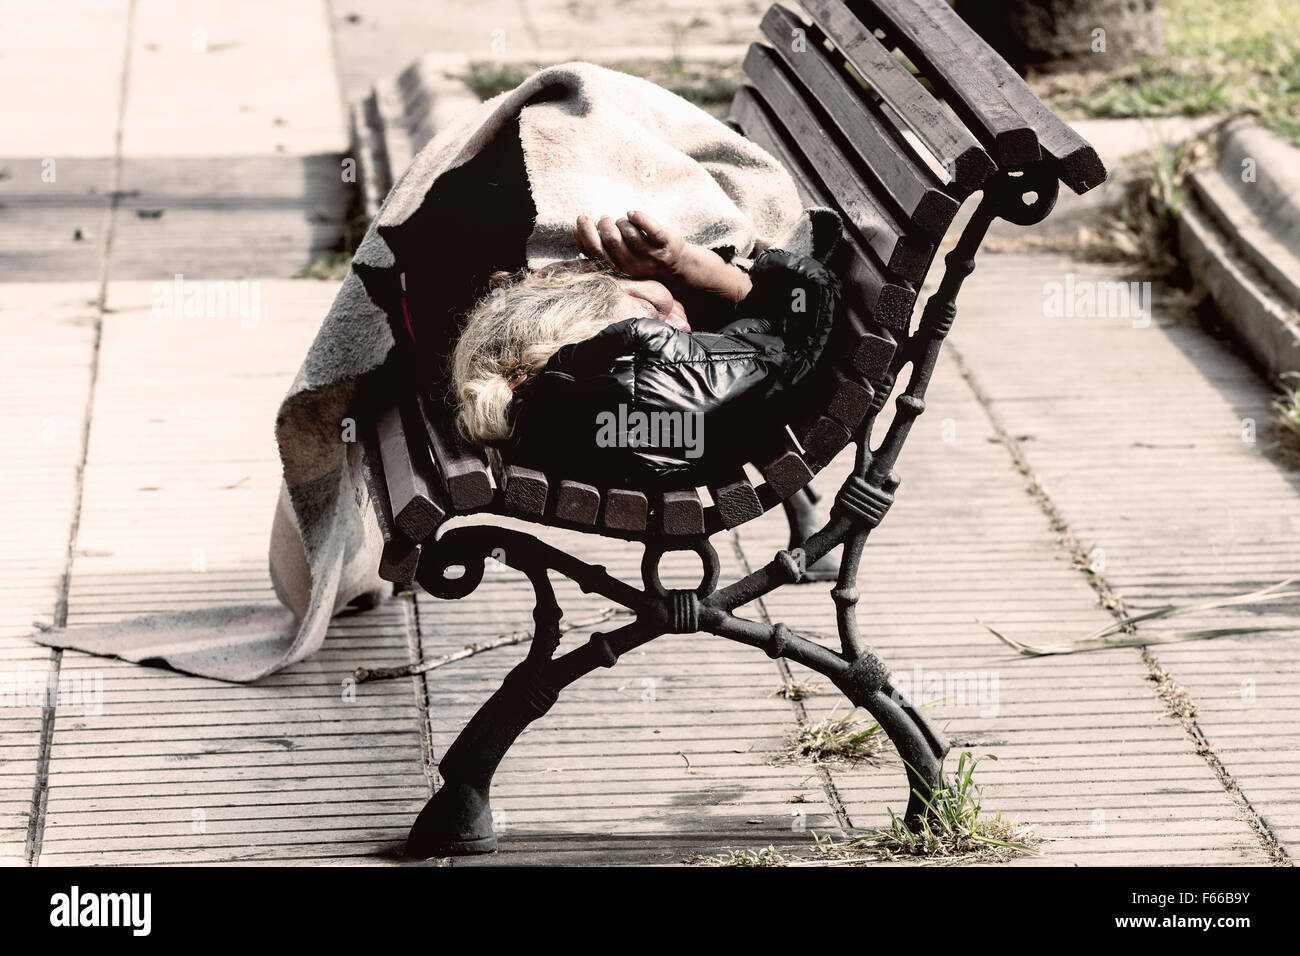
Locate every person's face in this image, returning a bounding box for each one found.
[612,277,690,332]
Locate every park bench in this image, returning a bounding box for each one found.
[356,0,1106,856]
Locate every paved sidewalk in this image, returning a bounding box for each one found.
[327,0,761,101]
[4,251,1296,865]
[0,0,350,282]
[2,0,1297,867]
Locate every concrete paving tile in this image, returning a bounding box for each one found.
[121,0,347,159]
[0,282,100,862]
[950,253,1300,860]
[0,1,129,158]
[34,279,426,865]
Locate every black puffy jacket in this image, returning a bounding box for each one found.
[507,249,840,489]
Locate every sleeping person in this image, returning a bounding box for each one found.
[450,209,840,489]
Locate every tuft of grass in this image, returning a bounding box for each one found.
[853,752,1039,861]
[1070,137,1201,274]
[691,845,788,867]
[686,755,1034,867]
[457,58,741,117]
[295,250,353,280]
[773,679,820,701]
[1273,372,1300,446]
[1034,0,1300,147]
[654,57,743,111]
[457,61,533,101]
[787,707,885,764]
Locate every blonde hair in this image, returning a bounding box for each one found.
[452,266,625,443]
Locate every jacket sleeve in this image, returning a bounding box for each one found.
[727,248,840,387]
[542,316,680,376]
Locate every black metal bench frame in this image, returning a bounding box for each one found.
[357,0,1105,857]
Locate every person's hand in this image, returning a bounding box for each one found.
[573,210,686,280]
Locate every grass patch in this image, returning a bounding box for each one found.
[787,707,886,764]
[1034,0,1300,146]
[624,58,743,113]
[456,58,741,117]
[688,845,788,867]
[1096,133,1209,274]
[1273,372,1300,448]
[849,753,1039,862]
[686,753,1036,867]
[457,61,533,101]
[773,679,820,700]
[295,250,353,281]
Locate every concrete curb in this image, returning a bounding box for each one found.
[1180,118,1300,381]
[1180,206,1300,382]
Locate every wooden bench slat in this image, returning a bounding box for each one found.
[708,471,765,529]
[603,488,649,532]
[743,44,931,283]
[556,479,601,525]
[840,230,917,331]
[798,0,994,192]
[731,87,832,211]
[795,414,854,470]
[761,4,957,238]
[661,489,706,536]
[837,307,899,380]
[850,0,1041,167]
[379,534,421,587]
[376,401,448,541]
[416,392,495,511]
[731,87,918,331]
[756,431,816,501]
[949,6,1107,193]
[825,366,875,429]
[502,464,548,517]
[357,416,421,586]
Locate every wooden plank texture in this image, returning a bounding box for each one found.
[799,0,995,191]
[729,87,917,331]
[377,401,447,542]
[417,393,494,511]
[743,43,931,282]
[761,4,958,237]
[850,0,1042,166]
[661,489,706,536]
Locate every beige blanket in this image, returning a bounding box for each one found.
[36,62,817,681]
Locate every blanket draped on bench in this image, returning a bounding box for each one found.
[35,62,819,681]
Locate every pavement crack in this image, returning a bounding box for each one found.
[949,339,1291,866]
[405,593,439,796]
[725,530,854,834]
[25,0,140,868]
[1139,647,1289,865]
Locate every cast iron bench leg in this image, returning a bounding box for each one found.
[408,659,558,855]
[407,618,658,857]
[783,487,840,581]
[406,526,665,857]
